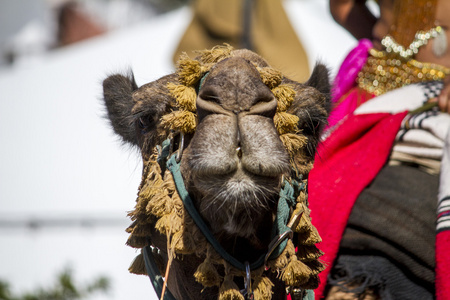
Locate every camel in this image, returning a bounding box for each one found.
[102,45,330,300]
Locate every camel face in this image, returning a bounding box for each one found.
[103,46,330,299]
[103,48,330,245]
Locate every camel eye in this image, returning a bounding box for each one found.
[138,117,146,129]
[138,115,155,132]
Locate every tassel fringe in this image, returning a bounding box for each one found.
[219,274,245,300]
[257,67,283,89]
[274,112,300,135]
[253,276,274,300]
[167,83,197,112]
[161,110,197,134]
[273,84,296,112]
[197,44,234,64]
[281,257,312,287]
[128,251,147,275]
[280,133,308,157]
[194,246,222,287]
[176,53,202,86]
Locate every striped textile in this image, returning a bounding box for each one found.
[437,197,450,233]
[438,128,450,234]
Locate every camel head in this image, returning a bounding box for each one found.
[103,45,330,299]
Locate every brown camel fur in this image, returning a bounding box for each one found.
[102,45,330,300]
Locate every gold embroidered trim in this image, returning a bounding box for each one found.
[357,49,450,96]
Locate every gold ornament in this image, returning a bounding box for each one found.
[357,48,450,96]
[382,26,444,59]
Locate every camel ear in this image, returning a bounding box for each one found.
[286,64,331,157]
[306,63,331,104]
[103,72,139,146]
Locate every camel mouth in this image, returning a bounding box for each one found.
[193,167,282,199]
[192,167,282,238]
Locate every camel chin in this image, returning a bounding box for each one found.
[191,166,283,239]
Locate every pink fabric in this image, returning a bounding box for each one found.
[308,111,408,299]
[327,39,373,129]
[327,88,374,128]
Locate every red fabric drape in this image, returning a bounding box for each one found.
[307,111,407,299]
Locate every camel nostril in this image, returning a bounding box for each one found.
[236,130,242,159]
[236,146,242,159]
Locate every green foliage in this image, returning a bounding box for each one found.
[0,282,12,300]
[0,267,110,300]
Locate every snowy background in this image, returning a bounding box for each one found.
[0,0,368,299]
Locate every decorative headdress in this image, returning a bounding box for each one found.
[358,0,450,96]
[125,45,324,300]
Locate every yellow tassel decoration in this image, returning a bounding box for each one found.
[292,156,314,175]
[167,83,197,112]
[167,210,183,234]
[257,67,283,89]
[303,260,326,276]
[154,208,183,237]
[197,44,234,64]
[128,251,147,275]
[171,230,193,254]
[296,189,308,205]
[176,53,203,86]
[279,133,308,157]
[146,191,170,218]
[267,243,291,271]
[219,274,245,300]
[138,166,164,203]
[272,84,296,112]
[161,110,197,134]
[194,246,222,287]
[281,256,312,287]
[253,276,274,300]
[194,258,221,288]
[298,224,322,245]
[126,234,149,249]
[129,223,153,237]
[274,112,299,135]
[162,169,176,192]
[296,245,324,262]
[154,214,170,235]
[297,260,326,289]
[267,238,296,273]
[293,203,312,234]
[183,213,209,256]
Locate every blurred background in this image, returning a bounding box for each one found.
[0,0,375,299]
